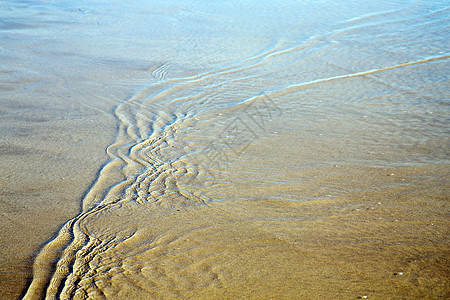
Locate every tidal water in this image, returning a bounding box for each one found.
[0,0,448,299]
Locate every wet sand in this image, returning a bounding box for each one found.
[1,1,449,299]
[0,61,137,298]
[3,160,448,298]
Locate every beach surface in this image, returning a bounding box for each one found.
[0,1,448,299]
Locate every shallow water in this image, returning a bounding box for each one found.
[1,0,449,299]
